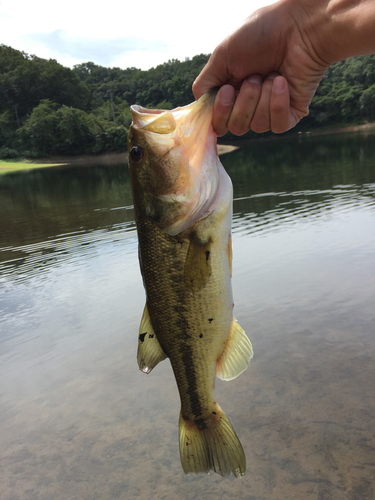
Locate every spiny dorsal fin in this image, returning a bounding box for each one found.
[183,235,212,292]
[137,303,167,374]
[216,319,253,381]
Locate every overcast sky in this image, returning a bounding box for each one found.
[0,0,275,70]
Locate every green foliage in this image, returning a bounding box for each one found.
[73,54,209,109]
[92,125,128,154]
[0,110,17,149]
[91,99,132,127]
[20,100,59,154]
[1,43,375,156]
[0,46,208,156]
[0,45,91,120]
[303,54,375,129]
[20,100,127,156]
[54,106,96,154]
[360,84,375,120]
[0,146,20,159]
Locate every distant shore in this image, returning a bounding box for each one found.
[1,121,374,175]
[0,144,240,174]
[305,121,375,136]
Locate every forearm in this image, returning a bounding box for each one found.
[289,0,375,64]
[327,0,375,58]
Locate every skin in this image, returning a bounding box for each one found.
[192,0,375,136]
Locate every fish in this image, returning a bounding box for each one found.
[127,91,253,478]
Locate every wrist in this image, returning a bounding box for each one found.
[325,0,375,60]
[294,0,375,64]
[280,0,375,65]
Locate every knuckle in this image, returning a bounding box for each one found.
[243,82,262,100]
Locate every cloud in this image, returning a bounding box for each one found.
[26,30,169,66]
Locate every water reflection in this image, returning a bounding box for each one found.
[232,183,375,236]
[1,132,375,499]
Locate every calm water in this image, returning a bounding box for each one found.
[1,132,375,500]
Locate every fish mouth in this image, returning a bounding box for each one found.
[130,106,176,134]
[130,90,217,137]
[130,90,218,164]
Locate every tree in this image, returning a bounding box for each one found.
[20,100,96,155]
[0,45,91,119]
[360,84,375,120]
[20,100,59,154]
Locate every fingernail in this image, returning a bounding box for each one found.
[219,85,235,106]
[273,76,286,93]
[247,74,262,85]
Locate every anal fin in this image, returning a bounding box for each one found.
[137,303,167,374]
[216,319,253,381]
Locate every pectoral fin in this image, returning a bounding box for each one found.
[216,319,253,381]
[137,304,167,374]
[184,236,212,292]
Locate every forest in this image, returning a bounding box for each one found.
[1,43,375,158]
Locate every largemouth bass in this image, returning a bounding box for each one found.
[128,91,253,477]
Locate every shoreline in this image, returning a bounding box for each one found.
[0,145,239,175]
[310,121,375,136]
[223,120,375,147]
[1,121,374,174]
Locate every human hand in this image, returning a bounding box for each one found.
[193,0,333,136]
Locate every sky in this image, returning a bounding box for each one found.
[0,0,275,70]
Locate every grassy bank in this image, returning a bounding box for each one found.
[0,147,238,175]
[0,160,67,175]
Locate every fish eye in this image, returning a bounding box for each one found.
[130,145,144,162]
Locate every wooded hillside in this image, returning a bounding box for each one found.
[1,44,375,158]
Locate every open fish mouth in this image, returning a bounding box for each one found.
[130,89,217,132]
[130,90,218,157]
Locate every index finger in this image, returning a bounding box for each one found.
[212,85,236,136]
[192,47,230,100]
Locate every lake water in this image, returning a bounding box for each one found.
[1,131,375,500]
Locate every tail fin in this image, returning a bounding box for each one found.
[179,407,245,477]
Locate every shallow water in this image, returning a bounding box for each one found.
[1,132,375,500]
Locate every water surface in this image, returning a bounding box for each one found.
[1,132,375,500]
